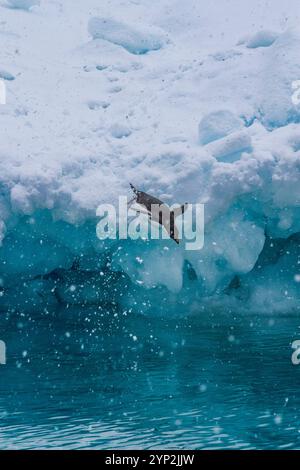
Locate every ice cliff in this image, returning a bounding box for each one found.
[0,0,299,315]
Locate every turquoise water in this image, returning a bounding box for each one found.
[0,306,300,449]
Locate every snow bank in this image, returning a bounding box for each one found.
[88,17,167,55]
[239,30,279,49]
[198,111,243,145]
[0,0,299,315]
[5,0,40,10]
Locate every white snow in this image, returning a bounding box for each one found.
[198,110,243,145]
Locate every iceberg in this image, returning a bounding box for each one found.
[0,0,299,316]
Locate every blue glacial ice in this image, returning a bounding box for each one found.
[0,0,299,316]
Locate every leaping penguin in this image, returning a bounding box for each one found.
[128,183,188,244]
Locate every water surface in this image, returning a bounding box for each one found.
[0,306,300,449]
